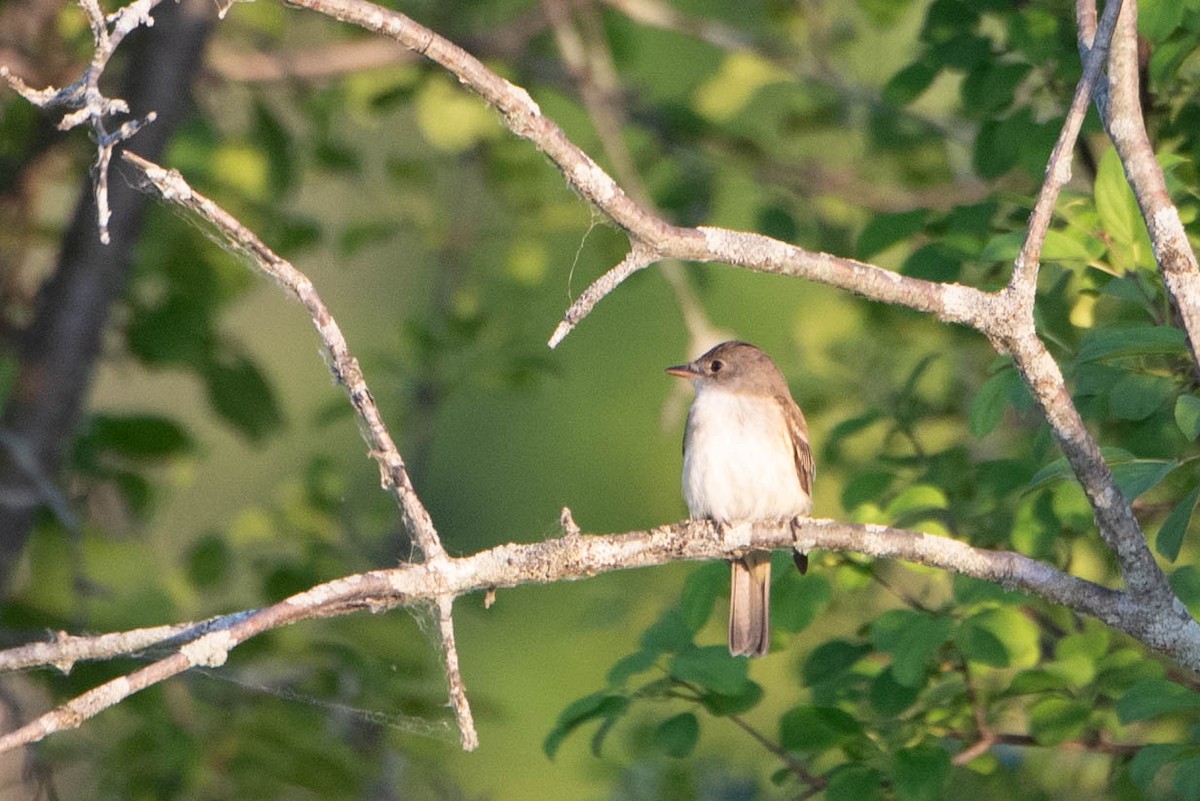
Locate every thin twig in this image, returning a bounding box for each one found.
[1009,0,1124,294]
[0,0,165,243]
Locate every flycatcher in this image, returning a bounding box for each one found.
[667,341,814,657]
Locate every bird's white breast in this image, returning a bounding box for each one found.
[682,385,812,523]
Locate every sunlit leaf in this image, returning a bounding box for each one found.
[1029,696,1090,745]
[693,52,791,122]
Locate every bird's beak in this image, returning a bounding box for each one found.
[665,362,701,379]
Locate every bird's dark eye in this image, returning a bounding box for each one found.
[710,359,724,373]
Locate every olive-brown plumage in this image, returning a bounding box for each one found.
[667,341,814,657]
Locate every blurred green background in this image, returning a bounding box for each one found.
[7,0,1200,797]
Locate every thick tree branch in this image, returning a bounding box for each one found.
[1088,0,1200,369]
[0,516,1194,754]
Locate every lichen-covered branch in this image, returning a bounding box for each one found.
[0,0,165,243]
[1085,0,1200,370]
[6,515,1190,755]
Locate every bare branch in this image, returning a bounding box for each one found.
[1092,0,1200,369]
[0,0,166,243]
[5,515,1189,754]
[541,0,725,350]
[120,150,484,747]
[123,152,444,563]
[1011,0,1123,294]
[0,612,259,674]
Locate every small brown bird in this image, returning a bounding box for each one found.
[667,341,814,657]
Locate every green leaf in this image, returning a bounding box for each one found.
[956,606,1040,669]
[870,610,952,687]
[1028,450,1177,501]
[680,562,725,632]
[857,209,928,259]
[1076,325,1187,364]
[1028,696,1090,745]
[607,649,658,687]
[882,61,938,106]
[1140,0,1187,41]
[699,680,764,716]
[543,692,628,758]
[869,667,920,716]
[803,640,872,686]
[203,352,284,442]
[961,61,1030,115]
[668,645,749,695]
[1131,744,1188,794]
[891,744,951,801]
[1109,373,1174,421]
[842,470,895,511]
[1097,649,1165,697]
[1113,458,1179,500]
[654,713,699,758]
[826,764,884,801]
[1175,755,1200,801]
[84,414,193,459]
[771,572,831,633]
[1171,566,1200,611]
[1158,484,1200,561]
[1176,395,1200,439]
[969,368,1020,437]
[954,617,1010,667]
[779,706,862,752]
[1095,147,1144,259]
[979,228,1096,264]
[1009,668,1073,694]
[641,609,693,654]
[1116,678,1200,723]
[186,533,230,589]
